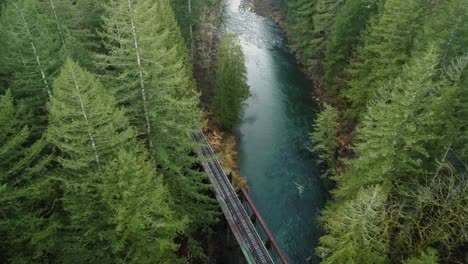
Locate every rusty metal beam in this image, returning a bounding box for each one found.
[240,188,289,264]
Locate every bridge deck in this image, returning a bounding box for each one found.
[192,130,274,264]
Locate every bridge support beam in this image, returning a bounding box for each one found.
[250,213,257,223]
[265,239,272,250]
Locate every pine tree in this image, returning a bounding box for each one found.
[311,103,338,174]
[0,0,64,134]
[97,149,186,263]
[310,0,341,60]
[97,0,218,246]
[393,163,468,262]
[194,7,219,81]
[36,0,97,69]
[324,0,382,84]
[404,248,438,264]
[317,185,388,264]
[212,34,250,130]
[47,59,134,173]
[345,0,428,119]
[335,48,454,199]
[287,0,317,68]
[0,90,53,262]
[47,60,184,262]
[446,53,468,160]
[47,60,136,261]
[420,0,468,67]
[97,0,195,153]
[170,0,215,53]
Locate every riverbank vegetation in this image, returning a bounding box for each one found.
[0,0,222,262]
[213,34,250,129]
[272,0,468,262]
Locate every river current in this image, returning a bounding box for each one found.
[220,0,326,263]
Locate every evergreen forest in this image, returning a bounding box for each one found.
[273,0,468,263]
[0,0,222,262]
[1,0,467,263]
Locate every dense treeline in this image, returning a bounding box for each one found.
[212,34,250,129]
[0,0,220,262]
[274,0,468,263]
[170,0,217,56]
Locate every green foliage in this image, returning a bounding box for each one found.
[311,103,338,173]
[47,60,185,263]
[285,0,343,71]
[98,0,218,241]
[212,34,250,129]
[447,53,468,160]
[0,90,53,262]
[335,48,455,199]
[195,7,219,77]
[170,0,216,52]
[324,0,382,84]
[286,0,317,68]
[0,0,64,133]
[96,149,187,263]
[0,0,221,261]
[309,0,342,65]
[318,49,468,262]
[420,0,468,67]
[345,0,428,120]
[317,185,388,264]
[391,162,468,261]
[404,248,438,264]
[98,0,194,150]
[37,0,97,69]
[47,60,134,173]
[282,0,468,261]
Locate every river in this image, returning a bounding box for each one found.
[220,0,326,263]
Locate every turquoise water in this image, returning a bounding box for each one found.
[221,1,326,263]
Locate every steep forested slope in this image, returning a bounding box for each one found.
[0,0,218,262]
[274,0,468,262]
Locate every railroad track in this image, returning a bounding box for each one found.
[191,130,274,264]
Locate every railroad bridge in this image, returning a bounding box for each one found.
[191,130,288,264]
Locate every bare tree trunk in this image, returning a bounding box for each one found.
[13,2,53,99]
[17,48,26,66]
[69,65,100,165]
[188,0,194,55]
[127,0,155,153]
[49,0,66,46]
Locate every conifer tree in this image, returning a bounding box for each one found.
[194,7,219,79]
[421,0,468,67]
[47,59,134,173]
[98,149,186,263]
[317,185,388,263]
[345,0,427,119]
[47,60,184,262]
[212,34,250,129]
[404,248,438,264]
[0,0,64,134]
[392,162,468,262]
[97,0,218,245]
[36,0,97,69]
[320,50,468,263]
[287,0,316,68]
[324,0,382,84]
[47,60,136,261]
[335,48,454,199]
[311,103,338,174]
[0,90,53,262]
[170,0,215,52]
[309,0,341,65]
